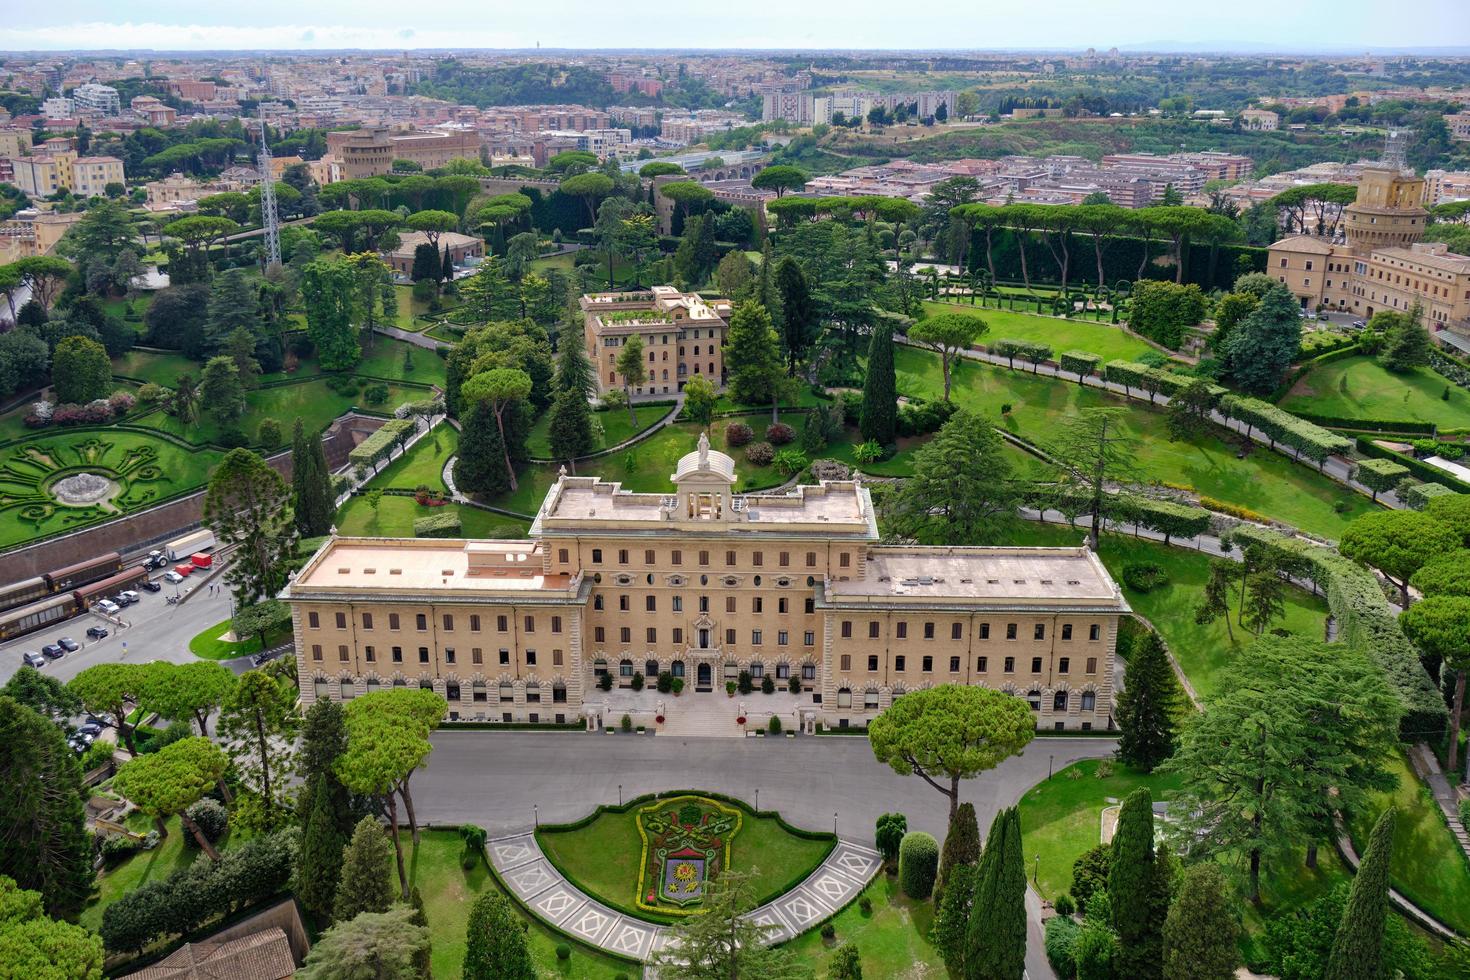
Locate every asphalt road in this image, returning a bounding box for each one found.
[415,730,1114,979]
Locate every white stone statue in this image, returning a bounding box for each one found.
[697,431,710,467]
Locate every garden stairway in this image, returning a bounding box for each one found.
[656,692,746,738]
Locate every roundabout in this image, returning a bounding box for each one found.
[488,791,882,962]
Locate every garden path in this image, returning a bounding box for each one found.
[487,827,881,963]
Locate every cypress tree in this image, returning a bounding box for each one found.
[406,885,432,978]
[291,418,335,538]
[454,401,510,497]
[860,321,897,445]
[555,330,595,398]
[1162,863,1239,980]
[441,247,454,283]
[411,242,439,282]
[1110,787,1165,980]
[298,699,351,834]
[548,387,595,469]
[1115,630,1181,772]
[934,861,977,976]
[463,891,535,980]
[334,816,396,923]
[966,807,1027,980]
[936,801,980,907]
[296,776,348,921]
[1325,808,1395,980]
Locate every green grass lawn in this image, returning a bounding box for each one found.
[919,301,1157,363]
[406,830,635,979]
[1280,355,1470,430]
[527,404,667,458]
[101,294,154,325]
[351,338,446,387]
[80,814,234,932]
[778,873,944,979]
[536,800,834,924]
[335,494,531,539]
[0,428,225,549]
[187,617,291,660]
[1008,524,1330,701]
[390,284,462,332]
[1348,751,1470,935]
[370,424,458,491]
[895,346,1377,538]
[112,349,199,385]
[0,401,37,442]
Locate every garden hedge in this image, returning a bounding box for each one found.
[1404,482,1457,511]
[348,418,416,469]
[1104,361,1225,406]
[1353,458,1410,498]
[1033,487,1212,543]
[1219,395,1354,467]
[1227,525,1446,740]
[898,831,939,900]
[1058,350,1102,379]
[1285,410,1434,436]
[1355,437,1470,494]
[413,511,462,538]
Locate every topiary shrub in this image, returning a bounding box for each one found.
[1053,893,1076,917]
[598,673,613,691]
[788,676,802,694]
[768,714,782,734]
[745,441,775,466]
[761,674,775,694]
[1045,915,1080,979]
[621,714,632,732]
[555,943,571,960]
[1120,561,1169,593]
[858,896,872,915]
[631,672,645,692]
[898,831,939,899]
[726,423,753,447]
[765,422,795,445]
[738,670,753,694]
[460,824,487,869]
[183,798,229,848]
[657,671,673,693]
[820,922,836,941]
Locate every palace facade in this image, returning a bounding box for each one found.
[581,286,732,397]
[285,437,1128,730]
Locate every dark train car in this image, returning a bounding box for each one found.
[0,593,81,641]
[74,567,149,609]
[44,552,123,593]
[0,575,49,613]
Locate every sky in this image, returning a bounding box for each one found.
[0,0,1467,53]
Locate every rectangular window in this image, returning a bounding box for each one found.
[312,644,322,660]
[779,552,789,567]
[868,621,880,639]
[594,626,605,643]
[308,612,320,629]
[362,612,373,630]
[1004,656,1015,673]
[445,648,456,665]
[806,552,817,567]
[620,627,631,643]
[592,548,602,563]
[753,597,763,613]
[673,628,684,644]
[895,655,906,671]
[1006,623,1017,640]
[499,649,510,665]
[365,645,375,662]
[470,614,481,632]
[497,615,508,632]
[672,549,682,566]
[392,646,403,663]
[1059,657,1070,674]
[1031,656,1043,673]
[646,595,657,612]
[726,628,737,645]
[840,654,851,671]
[647,627,657,643]
[868,655,879,672]
[949,656,960,672]
[752,630,763,645]
[618,549,629,565]
[332,612,346,630]
[923,655,933,671]
[645,549,655,565]
[552,616,562,633]
[1089,624,1101,641]
[558,548,569,564]
[418,647,429,664]
[778,630,789,646]
[778,597,788,614]
[804,631,815,645]
[472,648,483,665]
[951,622,963,640]
[805,598,815,614]
[726,596,737,613]
[699,596,709,612]
[896,622,908,639]
[338,644,349,661]
[389,613,400,630]
[726,550,737,567]
[841,621,852,639]
[1034,623,1045,641]
[978,656,988,672]
[673,596,683,612]
[839,553,851,568]
[802,664,816,680]
[554,649,564,666]
[619,595,630,612]
[699,550,709,566]
[1086,657,1098,673]
[524,615,534,633]
[752,551,763,567]
[443,614,454,631]
[1062,623,1073,641]
[980,623,991,640]
[924,622,935,640]
[416,613,428,631]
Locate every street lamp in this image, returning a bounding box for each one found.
[534,804,539,829]
[1048,754,1054,780]
[1033,855,1040,884]
[755,788,759,811]
[618,784,623,806]
[833,811,838,835]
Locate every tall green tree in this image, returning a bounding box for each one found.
[614,333,647,425]
[461,368,533,493]
[138,661,235,736]
[908,313,984,402]
[860,322,897,445]
[2,667,81,727]
[0,697,93,919]
[217,671,298,831]
[1115,630,1181,772]
[204,449,298,605]
[68,663,147,756]
[682,375,719,430]
[723,301,785,421]
[292,418,336,538]
[548,387,596,470]
[965,807,1027,980]
[297,776,349,922]
[1326,808,1395,980]
[202,268,260,356]
[1374,309,1432,372]
[301,257,363,371]
[1400,596,1470,773]
[653,869,811,979]
[933,861,977,976]
[297,906,428,980]
[453,400,510,497]
[1220,283,1301,395]
[869,685,1035,821]
[51,335,111,405]
[884,409,1018,546]
[1162,864,1238,980]
[334,815,397,923]
[0,876,104,980]
[199,355,246,428]
[936,801,980,907]
[1049,408,1138,549]
[463,892,535,980]
[773,256,815,373]
[1110,788,1168,980]
[1339,509,1461,607]
[111,737,230,857]
[1193,559,1237,642]
[1163,636,1399,903]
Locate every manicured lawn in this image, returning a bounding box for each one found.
[100,294,154,324]
[0,402,37,442]
[335,494,530,539]
[1348,751,1470,935]
[81,814,234,932]
[188,617,290,660]
[1281,355,1470,431]
[112,349,198,385]
[710,388,831,415]
[1017,758,1184,901]
[135,378,429,445]
[919,301,1157,363]
[895,346,1378,538]
[371,424,458,491]
[352,338,446,387]
[526,403,667,458]
[536,799,834,924]
[0,428,225,549]
[405,830,635,980]
[779,873,944,978]
[389,284,462,332]
[1008,524,1330,701]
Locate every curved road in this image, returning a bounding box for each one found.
[414,730,1114,978]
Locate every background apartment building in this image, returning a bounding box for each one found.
[325,126,480,178]
[8,150,124,198]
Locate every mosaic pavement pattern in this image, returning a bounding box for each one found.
[488,827,881,962]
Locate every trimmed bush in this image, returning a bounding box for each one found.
[898,830,939,899]
[745,441,775,466]
[1121,561,1169,593]
[413,511,462,538]
[1218,395,1354,468]
[768,714,782,734]
[182,798,229,849]
[1045,915,1081,979]
[1405,481,1457,511]
[348,419,415,470]
[1353,457,1410,500]
[726,423,753,447]
[1059,350,1102,379]
[555,943,571,960]
[761,674,775,694]
[765,422,795,445]
[1053,893,1076,916]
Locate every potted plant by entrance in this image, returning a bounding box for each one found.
[672,677,684,697]
[726,681,737,698]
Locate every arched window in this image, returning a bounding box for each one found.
[526,682,541,703]
[553,681,567,703]
[724,662,739,680]
[776,663,790,679]
[1081,691,1097,711]
[837,687,853,708]
[419,678,433,691]
[645,659,659,678]
[802,664,816,681]
[671,660,685,678]
[619,659,633,677]
[499,682,515,702]
[339,679,354,700]
[472,681,487,702]
[366,678,381,694]
[446,680,461,700]
[750,662,764,678]
[314,678,330,699]
[392,677,407,687]
[1027,690,1042,711]
[1053,691,1068,712]
[593,658,608,676]
[863,689,880,709]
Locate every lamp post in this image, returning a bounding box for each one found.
[833,811,838,835]
[534,804,539,829]
[755,788,759,811]
[619,784,623,806]
[1033,854,1040,884]
[1048,754,1054,780]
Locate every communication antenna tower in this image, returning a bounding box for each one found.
[1381,129,1412,173]
[257,118,281,269]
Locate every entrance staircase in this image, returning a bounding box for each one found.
[657,692,745,738]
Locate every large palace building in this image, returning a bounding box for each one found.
[581,286,732,397]
[1268,164,1470,346]
[284,437,1128,732]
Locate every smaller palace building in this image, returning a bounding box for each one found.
[581,286,732,397]
[284,437,1129,731]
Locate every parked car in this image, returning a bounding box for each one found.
[22,651,45,668]
[140,579,162,593]
[119,590,140,605]
[76,721,103,737]
[85,626,109,640]
[164,571,184,584]
[250,649,282,667]
[41,644,63,659]
[1352,319,1366,328]
[95,599,120,615]
[58,637,79,652]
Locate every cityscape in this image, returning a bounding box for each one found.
[2,8,1470,979]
